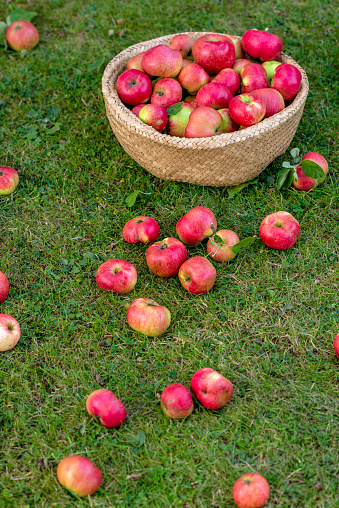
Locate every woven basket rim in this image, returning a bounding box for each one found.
[102,32,309,149]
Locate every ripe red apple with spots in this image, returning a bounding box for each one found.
[6,20,39,52]
[0,166,19,195]
[127,51,146,71]
[178,62,210,94]
[117,69,152,105]
[139,104,168,133]
[86,389,127,428]
[292,151,329,191]
[259,211,300,250]
[229,94,266,127]
[213,68,240,96]
[207,229,240,262]
[151,78,182,109]
[176,206,217,246]
[142,45,182,77]
[131,104,145,117]
[184,106,223,138]
[123,216,160,244]
[178,256,216,295]
[218,108,239,133]
[169,34,194,57]
[57,455,102,497]
[146,237,187,277]
[192,34,235,74]
[233,59,251,75]
[241,29,283,62]
[0,272,9,303]
[251,88,285,118]
[96,259,137,294]
[334,334,339,359]
[127,298,171,336]
[271,63,302,101]
[161,383,194,419]
[191,368,233,409]
[241,63,270,94]
[233,473,270,508]
[196,82,232,109]
[0,314,21,352]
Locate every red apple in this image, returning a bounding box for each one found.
[6,20,39,52]
[168,102,195,137]
[271,63,302,101]
[292,152,329,191]
[217,108,239,133]
[182,58,193,69]
[302,151,328,176]
[151,78,182,109]
[176,206,217,246]
[142,45,182,78]
[117,69,152,105]
[161,383,194,419]
[127,298,171,337]
[131,104,145,117]
[86,389,127,428]
[57,455,102,497]
[233,473,270,508]
[139,104,168,133]
[250,88,285,118]
[169,34,193,57]
[212,68,240,96]
[334,334,339,359]
[0,272,9,303]
[96,259,137,294]
[207,229,240,262]
[229,94,266,127]
[191,367,233,409]
[127,51,146,71]
[259,211,300,250]
[184,96,197,108]
[0,166,19,195]
[196,82,232,109]
[146,237,188,277]
[241,29,283,62]
[262,60,281,81]
[178,62,210,94]
[224,34,244,60]
[184,106,223,138]
[233,59,251,75]
[178,256,216,295]
[0,314,21,352]
[192,34,235,74]
[123,216,160,244]
[240,63,270,94]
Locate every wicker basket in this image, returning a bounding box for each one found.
[102,32,309,187]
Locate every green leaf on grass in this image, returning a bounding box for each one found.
[87,55,106,72]
[46,123,60,134]
[276,168,294,190]
[301,160,325,179]
[282,161,294,168]
[20,49,28,58]
[47,105,61,119]
[0,22,7,46]
[290,147,300,159]
[126,190,139,207]
[227,177,258,199]
[231,236,256,254]
[167,101,183,116]
[8,9,38,23]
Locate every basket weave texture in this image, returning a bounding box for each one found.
[102,32,309,187]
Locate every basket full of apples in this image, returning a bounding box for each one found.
[102,31,308,187]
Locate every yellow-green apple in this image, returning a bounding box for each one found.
[334,334,339,359]
[213,68,240,96]
[196,82,232,109]
[86,389,127,428]
[262,60,281,81]
[127,298,171,336]
[131,104,145,117]
[240,63,270,93]
[251,88,285,118]
[96,259,137,294]
[117,69,152,105]
[6,20,39,51]
[146,237,188,277]
[292,152,329,191]
[57,455,102,497]
[178,62,210,94]
[139,104,168,132]
[151,78,182,109]
[225,34,244,59]
[229,94,266,127]
[0,314,21,352]
[184,106,223,138]
[123,216,160,244]
[184,96,197,108]
[233,59,251,75]
[241,29,283,62]
[271,64,302,101]
[0,272,9,303]
[191,368,233,409]
[178,256,216,294]
[259,211,300,250]
[168,102,194,137]
[169,34,193,57]
[207,229,240,261]
[217,108,239,133]
[233,473,270,508]
[0,167,19,195]
[142,45,182,77]
[161,383,194,419]
[192,34,235,73]
[127,51,146,71]
[176,206,217,246]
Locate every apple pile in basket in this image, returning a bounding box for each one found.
[116,29,302,138]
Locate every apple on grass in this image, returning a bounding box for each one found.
[6,20,39,51]
[334,334,339,359]
[151,78,182,109]
[161,383,194,419]
[191,368,233,409]
[184,106,223,138]
[178,256,216,295]
[139,104,168,133]
[146,237,187,277]
[127,298,171,337]
[0,271,9,303]
[250,88,285,118]
[127,51,146,71]
[86,389,127,428]
[57,455,102,497]
[292,152,328,191]
[259,211,300,250]
[169,34,193,57]
[178,63,210,95]
[212,68,240,96]
[116,69,152,105]
[196,82,232,109]
[142,45,182,77]
[167,102,194,137]
[233,473,270,508]
[0,314,21,352]
[123,216,160,244]
[176,206,217,246]
[271,64,302,101]
[207,229,240,262]
[0,167,19,195]
[192,34,235,74]
[241,29,283,62]
[229,94,266,127]
[96,259,137,294]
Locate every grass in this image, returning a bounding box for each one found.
[0,0,338,506]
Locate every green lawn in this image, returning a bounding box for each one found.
[0,0,338,506]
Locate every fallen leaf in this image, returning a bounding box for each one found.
[108,29,114,36]
[117,18,125,24]
[118,29,124,38]
[126,472,147,480]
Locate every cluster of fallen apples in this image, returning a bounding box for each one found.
[116,29,303,137]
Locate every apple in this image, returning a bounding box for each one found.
[183,96,197,108]
[271,64,302,101]
[196,82,232,109]
[178,256,216,295]
[123,216,160,244]
[127,298,171,336]
[217,108,239,133]
[207,229,240,262]
[184,106,223,138]
[139,104,168,133]
[224,34,244,60]
[0,271,9,303]
[96,259,137,294]
[240,63,270,94]
[127,51,146,71]
[161,383,194,419]
[117,69,152,105]
[169,34,193,57]
[142,45,182,77]
[233,59,251,75]
[262,60,281,81]
[131,104,145,117]
[212,68,241,96]
[250,88,285,118]
[192,34,235,74]
[168,102,195,137]
[6,20,39,52]
[334,334,339,359]
[259,211,300,250]
[229,94,266,127]
[182,58,193,69]
[233,473,270,508]
[151,78,182,109]
[176,206,217,246]
[292,152,328,191]
[302,151,328,176]
[57,455,102,497]
[191,367,233,409]
[0,167,19,195]
[0,314,21,352]
[241,29,283,62]
[178,62,210,94]
[146,237,188,277]
[86,389,127,428]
